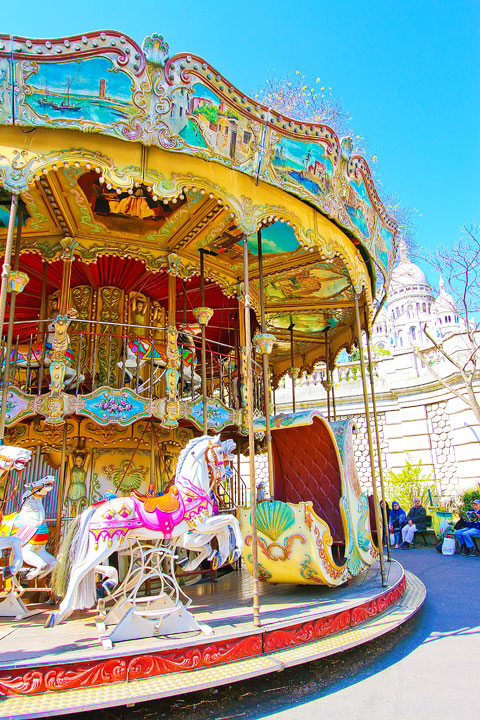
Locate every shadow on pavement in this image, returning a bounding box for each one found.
[55,548,480,720]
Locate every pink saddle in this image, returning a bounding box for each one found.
[132,491,185,537]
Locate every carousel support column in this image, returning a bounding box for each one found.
[256,229,276,499]
[289,322,296,413]
[164,313,180,432]
[365,312,391,560]
[324,329,331,422]
[54,421,68,550]
[194,250,213,435]
[0,203,29,442]
[39,261,48,337]
[331,360,337,421]
[0,194,18,444]
[180,280,187,395]
[354,294,386,586]
[47,238,77,425]
[164,263,180,428]
[237,303,246,409]
[242,234,261,627]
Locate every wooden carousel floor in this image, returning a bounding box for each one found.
[0,560,426,719]
[0,560,402,668]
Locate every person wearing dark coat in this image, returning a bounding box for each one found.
[455,499,480,556]
[388,501,406,548]
[400,497,427,548]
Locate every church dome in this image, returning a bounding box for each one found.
[390,240,430,290]
[434,278,459,313]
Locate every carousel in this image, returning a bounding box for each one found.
[0,30,425,718]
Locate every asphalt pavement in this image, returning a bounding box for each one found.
[61,547,479,720]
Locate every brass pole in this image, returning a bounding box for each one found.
[0,203,23,441]
[0,194,19,444]
[150,419,156,491]
[331,376,337,420]
[353,294,386,586]
[54,421,68,547]
[199,250,208,433]
[38,260,48,338]
[365,313,391,560]
[257,229,275,499]
[242,234,260,627]
[289,322,296,413]
[59,245,74,315]
[325,328,331,422]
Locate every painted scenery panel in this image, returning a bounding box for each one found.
[378,224,394,269]
[264,262,350,305]
[270,136,334,200]
[268,310,343,334]
[77,171,187,235]
[345,178,375,240]
[22,57,136,128]
[170,82,257,167]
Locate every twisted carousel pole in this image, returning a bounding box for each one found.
[353,293,386,586]
[289,322,296,413]
[242,234,261,627]
[255,229,275,499]
[0,194,19,444]
[0,201,27,443]
[194,250,213,435]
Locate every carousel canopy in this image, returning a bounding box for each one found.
[0,30,399,377]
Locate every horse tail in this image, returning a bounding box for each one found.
[53,505,95,598]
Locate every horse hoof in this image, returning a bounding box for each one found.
[211,551,221,570]
[102,580,116,596]
[45,612,57,628]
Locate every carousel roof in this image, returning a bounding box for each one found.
[0,29,400,376]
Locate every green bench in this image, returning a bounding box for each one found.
[412,515,434,546]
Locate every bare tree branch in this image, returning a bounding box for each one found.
[416,224,480,423]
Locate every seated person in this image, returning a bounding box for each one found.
[389,501,406,548]
[401,497,427,548]
[455,499,480,556]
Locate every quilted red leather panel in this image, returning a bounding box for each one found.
[272,417,344,541]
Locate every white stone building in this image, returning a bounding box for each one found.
[273,242,480,498]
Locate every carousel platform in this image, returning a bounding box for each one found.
[0,559,425,719]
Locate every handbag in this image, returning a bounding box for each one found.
[441,535,456,555]
[389,532,396,545]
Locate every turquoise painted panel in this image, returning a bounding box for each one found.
[80,387,148,425]
[188,397,233,430]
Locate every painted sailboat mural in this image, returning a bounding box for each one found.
[24,57,136,124]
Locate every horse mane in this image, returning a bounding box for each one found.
[175,435,216,481]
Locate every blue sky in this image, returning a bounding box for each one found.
[2,0,478,286]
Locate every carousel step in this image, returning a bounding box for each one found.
[0,571,425,719]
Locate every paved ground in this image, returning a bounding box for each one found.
[61,547,479,720]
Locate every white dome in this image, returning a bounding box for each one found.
[390,240,430,290]
[434,278,458,313]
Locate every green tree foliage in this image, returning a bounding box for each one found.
[194,105,218,125]
[385,460,436,509]
[452,484,480,517]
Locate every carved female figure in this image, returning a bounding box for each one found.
[64,450,90,518]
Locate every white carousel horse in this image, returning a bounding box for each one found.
[0,475,57,580]
[118,324,202,391]
[47,435,243,627]
[3,320,83,390]
[0,446,33,579]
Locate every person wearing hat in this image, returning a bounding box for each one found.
[455,499,480,556]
